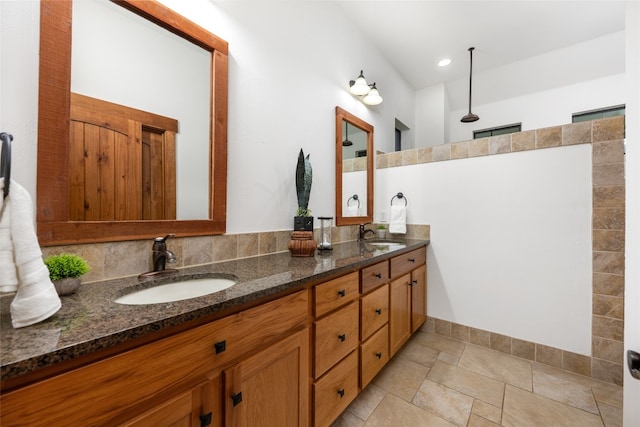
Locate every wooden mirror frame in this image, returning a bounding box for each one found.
[37,0,228,245]
[335,106,374,226]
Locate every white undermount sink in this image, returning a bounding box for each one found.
[114,276,237,305]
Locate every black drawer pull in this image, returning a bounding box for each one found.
[338,289,346,297]
[374,273,382,279]
[200,412,213,427]
[412,279,418,285]
[407,281,413,287]
[338,334,346,342]
[375,308,382,315]
[337,389,345,398]
[409,258,416,263]
[232,392,243,406]
[375,352,382,359]
[214,340,226,354]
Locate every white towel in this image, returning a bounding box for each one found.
[388,205,407,234]
[347,205,358,217]
[0,178,18,290]
[0,178,61,328]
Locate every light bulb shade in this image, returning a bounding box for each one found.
[363,84,382,105]
[349,70,370,95]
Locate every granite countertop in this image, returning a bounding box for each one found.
[1,238,428,383]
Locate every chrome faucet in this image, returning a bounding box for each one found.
[152,234,177,272]
[358,223,376,241]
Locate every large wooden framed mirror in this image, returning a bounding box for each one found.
[37,0,228,245]
[335,106,374,226]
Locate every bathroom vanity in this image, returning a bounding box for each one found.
[0,239,428,426]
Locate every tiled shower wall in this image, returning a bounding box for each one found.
[376,116,625,386]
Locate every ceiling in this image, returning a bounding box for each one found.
[335,1,626,91]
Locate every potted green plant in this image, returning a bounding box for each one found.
[375,224,387,239]
[44,253,90,296]
[294,148,313,231]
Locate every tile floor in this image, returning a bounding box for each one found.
[331,329,623,427]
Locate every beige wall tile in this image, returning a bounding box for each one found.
[403,149,418,166]
[469,138,489,157]
[451,323,470,342]
[182,235,214,266]
[591,358,623,386]
[592,164,625,186]
[388,151,403,167]
[592,140,625,164]
[376,153,389,169]
[276,230,293,252]
[562,351,591,377]
[434,318,452,336]
[592,273,624,297]
[237,233,259,258]
[592,116,625,142]
[432,144,451,162]
[536,126,562,149]
[511,130,535,152]
[536,344,563,368]
[212,234,238,262]
[592,315,623,341]
[451,141,469,159]
[489,333,511,354]
[592,230,625,252]
[593,251,625,275]
[417,146,433,164]
[511,338,535,361]
[489,135,511,154]
[562,122,592,146]
[592,336,624,363]
[592,207,625,230]
[469,327,491,348]
[593,294,624,319]
[104,240,149,279]
[592,185,625,207]
[259,231,277,254]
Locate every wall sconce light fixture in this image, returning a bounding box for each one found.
[349,70,383,106]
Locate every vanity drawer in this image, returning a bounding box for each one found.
[360,324,389,388]
[313,350,358,427]
[390,246,426,279]
[314,301,359,378]
[314,271,359,317]
[360,284,389,341]
[361,260,389,294]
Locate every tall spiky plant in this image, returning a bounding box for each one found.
[296,149,312,216]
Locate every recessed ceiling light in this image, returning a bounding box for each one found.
[438,58,452,67]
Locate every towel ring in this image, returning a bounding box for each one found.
[347,194,360,208]
[1,132,12,199]
[390,192,407,206]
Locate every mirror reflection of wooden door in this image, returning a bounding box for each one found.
[69,93,177,221]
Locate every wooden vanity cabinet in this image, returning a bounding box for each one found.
[0,290,309,427]
[312,272,359,427]
[389,247,427,357]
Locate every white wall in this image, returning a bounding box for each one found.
[376,145,593,354]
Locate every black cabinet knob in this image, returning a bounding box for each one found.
[374,273,382,279]
[338,334,346,342]
[337,389,345,398]
[375,308,382,315]
[199,412,213,427]
[375,352,382,359]
[231,392,243,406]
[214,340,226,354]
[409,258,416,263]
[338,289,346,297]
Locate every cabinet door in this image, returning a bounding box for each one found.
[120,377,221,427]
[411,264,427,333]
[224,328,310,427]
[389,274,411,357]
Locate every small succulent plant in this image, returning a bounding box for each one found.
[296,148,312,217]
[44,253,90,281]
